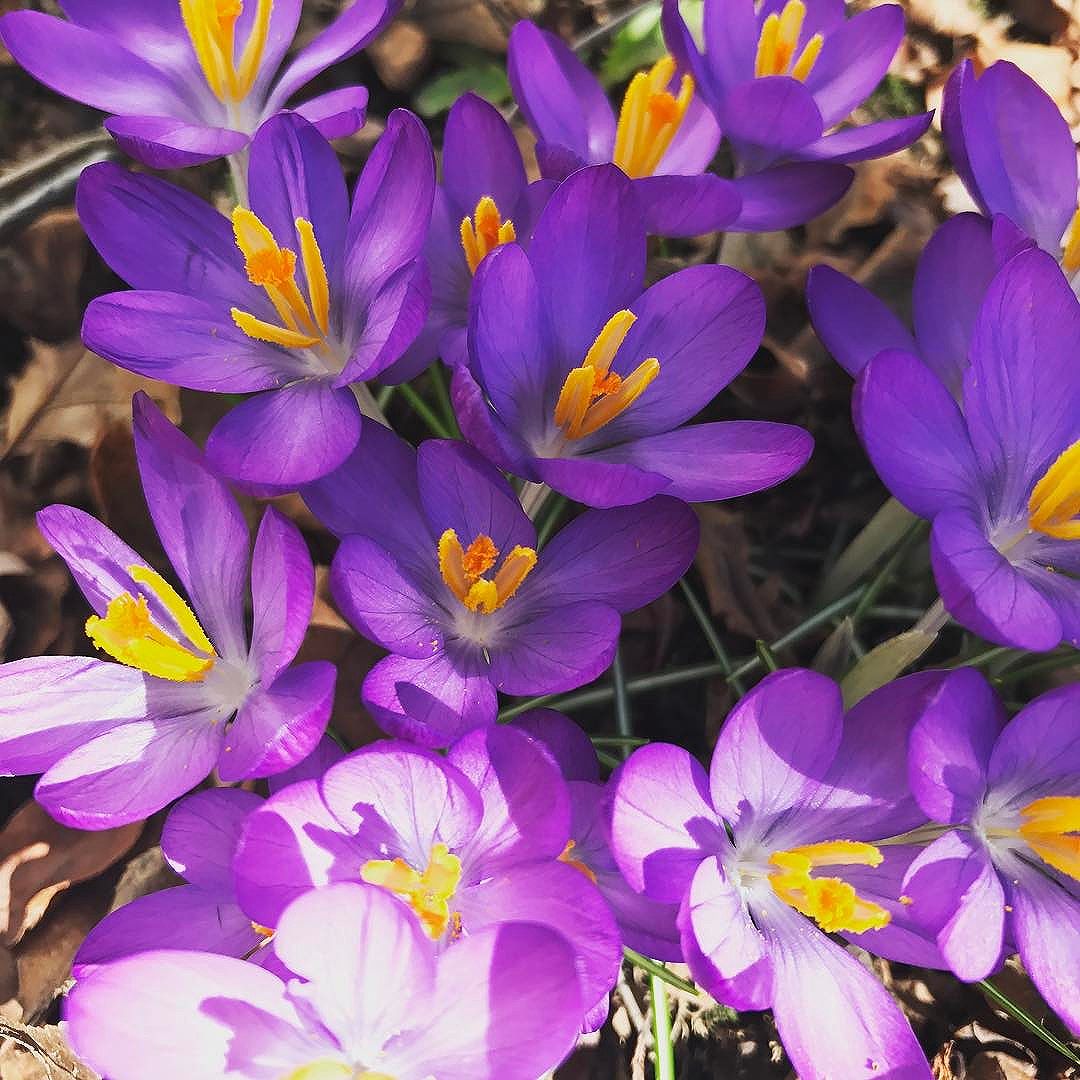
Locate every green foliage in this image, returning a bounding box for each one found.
[414,49,511,119]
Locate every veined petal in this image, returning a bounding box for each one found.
[162,787,264,891]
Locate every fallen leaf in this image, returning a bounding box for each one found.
[0,1020,99,1080]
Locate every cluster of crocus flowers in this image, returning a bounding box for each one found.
[0,393,334,828]
[0,0,394,167]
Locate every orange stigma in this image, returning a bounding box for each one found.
[460,196,516,274]
[553,310,659,440]
[613,56,694,179]
[1018,796,1080,882]
[360,842,463,939]
[559,839,598,884]
[755,0,823,81]
[769,840,891,934]
[438,530,537,615]
[180,0,273,103]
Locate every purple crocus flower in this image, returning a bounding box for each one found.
[453,165,813,509]
[66,882,585,1080]
[611,669,946,1080]
[302,420,699,745]
[232,726,623,1020]
[662,0,933,230]
[943,60,1080,281]
[390,92,557,377]
[514,709,681,962]
[807,211,1029,392]
[0,393,335,829]
[507,20,741,236]
[77,109,433,489]
[855,247,1080,651]
[0,0,396,168]
[903,669,1080,1035]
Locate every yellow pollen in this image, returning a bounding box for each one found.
[1063,208,1080,274]
[613,56,694,179]
[438,529,537,615]
[754,0,823,81]
[1018,796,1080,882]
[251,922,274,938]
[179,0,273,103]
[84,564,215,683]
[768,839,891,934]
[360,842,462,939]
[553,310,660,440]
[460,196,517,274]
[230,208,333,352]
[559,839,598,884]
[286,1065,392,1080]
[1029,438,1080,540]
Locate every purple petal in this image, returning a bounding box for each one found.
[709,668,843,826]
[487,601,621,697]
[988,682,1080,796]
[218,661,335,782]
[267,733,346,793]
[511,708,601,782]
[634,173,742,237]
[0,657,148,775]
[507,21,615,163]
[902,831,1005,982]
[805,264,915,378]
[766,901,933,1079]
[699,0,758,97]
[799,112,933,165]
[803,5,904,127]
[528,165,646,364]
[163,788,261,892]
[416,440,535,554]
[682,856,773,1009]
[248,508,315,681]
[530,455,670,508]
[854,349,979,519]
[291,85,368,139]
[447,725,571,865]
[132,393,250,659]
[720,77,823,173]
[610,743,721,903]
[529,496,699,613]
[73,886,261,976]
[930,509,1062,651]
[443,92,528,216]
[908,668,1002,824]
[655,95,723,176]
[36,713,224,829]
[591,421,812,502]
[1010,861,1080,1035]
[82,292,306,392]
[730,162,854,231]
[362,651,498,748]
[330,535,442,656]
[105,116,248,169]
[76,162,244,295]
[206,379,362,488]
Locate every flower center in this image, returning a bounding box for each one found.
[553,310,659,440]
[180,0,273,104]
[558,839,598,884]
[1062,209,1080,275]
[1016,796,1080,881]
[613,56,694,179]
[437,530,537,615]
[1028,438,1080,540]
[768,840,891,934]
[754,0,823,81]
[460,196,516,274]
[284,1065,395,1080]
[231,207,333,354]
[85,565,215,683]
[360,842,463,940]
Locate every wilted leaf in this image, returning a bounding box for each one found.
[841,629,938,708]
[0,802,142,947]
[0,1021,99,1080]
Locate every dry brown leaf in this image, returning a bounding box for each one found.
[0,1021,99,1080]
[0,802,142,947]
[368,19,431,91]
[3,340,180,459]
[974,37,1074,109]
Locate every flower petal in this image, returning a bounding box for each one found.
[719,76,823,173]
[798,112,932,165]
[633,174,740,237]
[443,92,528,216]
[511,708,601,783]
[105,115,248,169]
[291,84,368,139]
[162,787,263,891]
[730,162,854,231]
[988,682,1080,796]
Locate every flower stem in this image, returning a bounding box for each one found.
[226,149,249,207]
[427,363,460,437]
[397,382,453,438]
[519,481,552,519]
[351,382,391,428]
[678,577,744,694]
[624,947,696,995]
[979,979,1080,1066]
[650,973,677,1080]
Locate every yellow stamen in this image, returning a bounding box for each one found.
[553,311,659,440]
[1019,796,1080,882]
[460,196,516,274]
[230,207,333,353]
[360,842,463,939]
[754,1,823,81]
[613,56,694,179]
[437,529,537,615]
[1064,209,1080,274]
[1029,438,1080,540]
[180,0,274,104]
[559,839,598,884]
[85,565,215,683]
[284,1065,367,1080]
[769,839,891,934]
